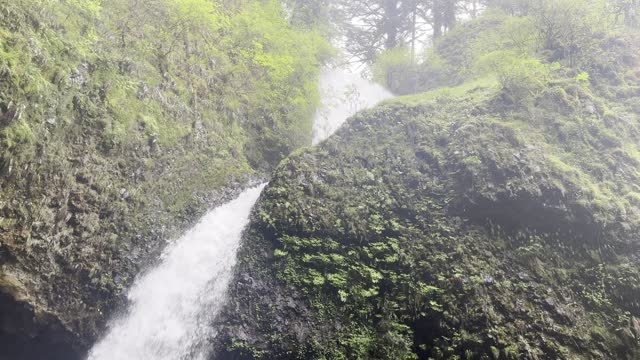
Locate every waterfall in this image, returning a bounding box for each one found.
[87,68,391,360]
[87,185,265,360]
[312,69,393,145]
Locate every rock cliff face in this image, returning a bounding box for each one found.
[5,2,640,359]
[0,287,93,360]
[0,1,325,358]
[216,65,640,358]
[1,169,257,359]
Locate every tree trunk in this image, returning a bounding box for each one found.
[384,0,400,49]
[433,0,443,42]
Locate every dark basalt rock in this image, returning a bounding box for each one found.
[213,72,640,359]
[0,291,81,360]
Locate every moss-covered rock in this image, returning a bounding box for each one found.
[0,1,327,358]
[216,45,640,358]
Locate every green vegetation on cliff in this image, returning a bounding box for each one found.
[374,0,640,96]
[0,0,328,357]
[220,2,640,359]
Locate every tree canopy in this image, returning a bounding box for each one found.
[317,0,640,65]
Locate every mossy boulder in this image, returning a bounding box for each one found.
[0,1,326,358]
[216,68,640,359]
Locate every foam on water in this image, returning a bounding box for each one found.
[312,68,393,145]
[87,67,391,360]
[87,185,265,360]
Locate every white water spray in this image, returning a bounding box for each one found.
[87,68,391,360]
[312,68,393,145]
[87,185,265,360]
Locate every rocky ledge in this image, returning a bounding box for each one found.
[214,70,640,359]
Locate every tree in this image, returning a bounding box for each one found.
[334,0,474,64]
[611,0,640,27]
[531,0,597,67]
[336,0,419,64]
[429,0,459,40]
[284,0,332,29]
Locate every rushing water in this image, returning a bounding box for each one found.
[87,185,265,360]
[87,68,391,360]
[312,69,393,145]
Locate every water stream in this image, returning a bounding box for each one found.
[87,68,392,360]
[312,69,393,145]
[87,185,266,360]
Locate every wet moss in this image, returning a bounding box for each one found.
[0,0,327,353]
[219,48,640,358]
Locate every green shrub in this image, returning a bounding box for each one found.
[372,47,418,95]
[475,50,550,103]
[0,118,33,150]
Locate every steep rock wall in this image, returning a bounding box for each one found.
[216,73,640,359]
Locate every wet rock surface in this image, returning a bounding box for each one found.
[0,291,81,360]
[214,80,640,359]
[0,170,262,358]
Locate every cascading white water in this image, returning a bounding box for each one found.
[87,185,265,360]
[87,68,391,360]
[312,68,393,145]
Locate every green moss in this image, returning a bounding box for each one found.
[226,30,640,356]
[0,0,329,344]
[1,118,33,150]
[393,77,499,106]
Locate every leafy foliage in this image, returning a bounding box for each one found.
[222,3,640,359]
[475,50,551,103]
[371,47,421,95]
[0,0,329,344]
[377,1,640,100]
